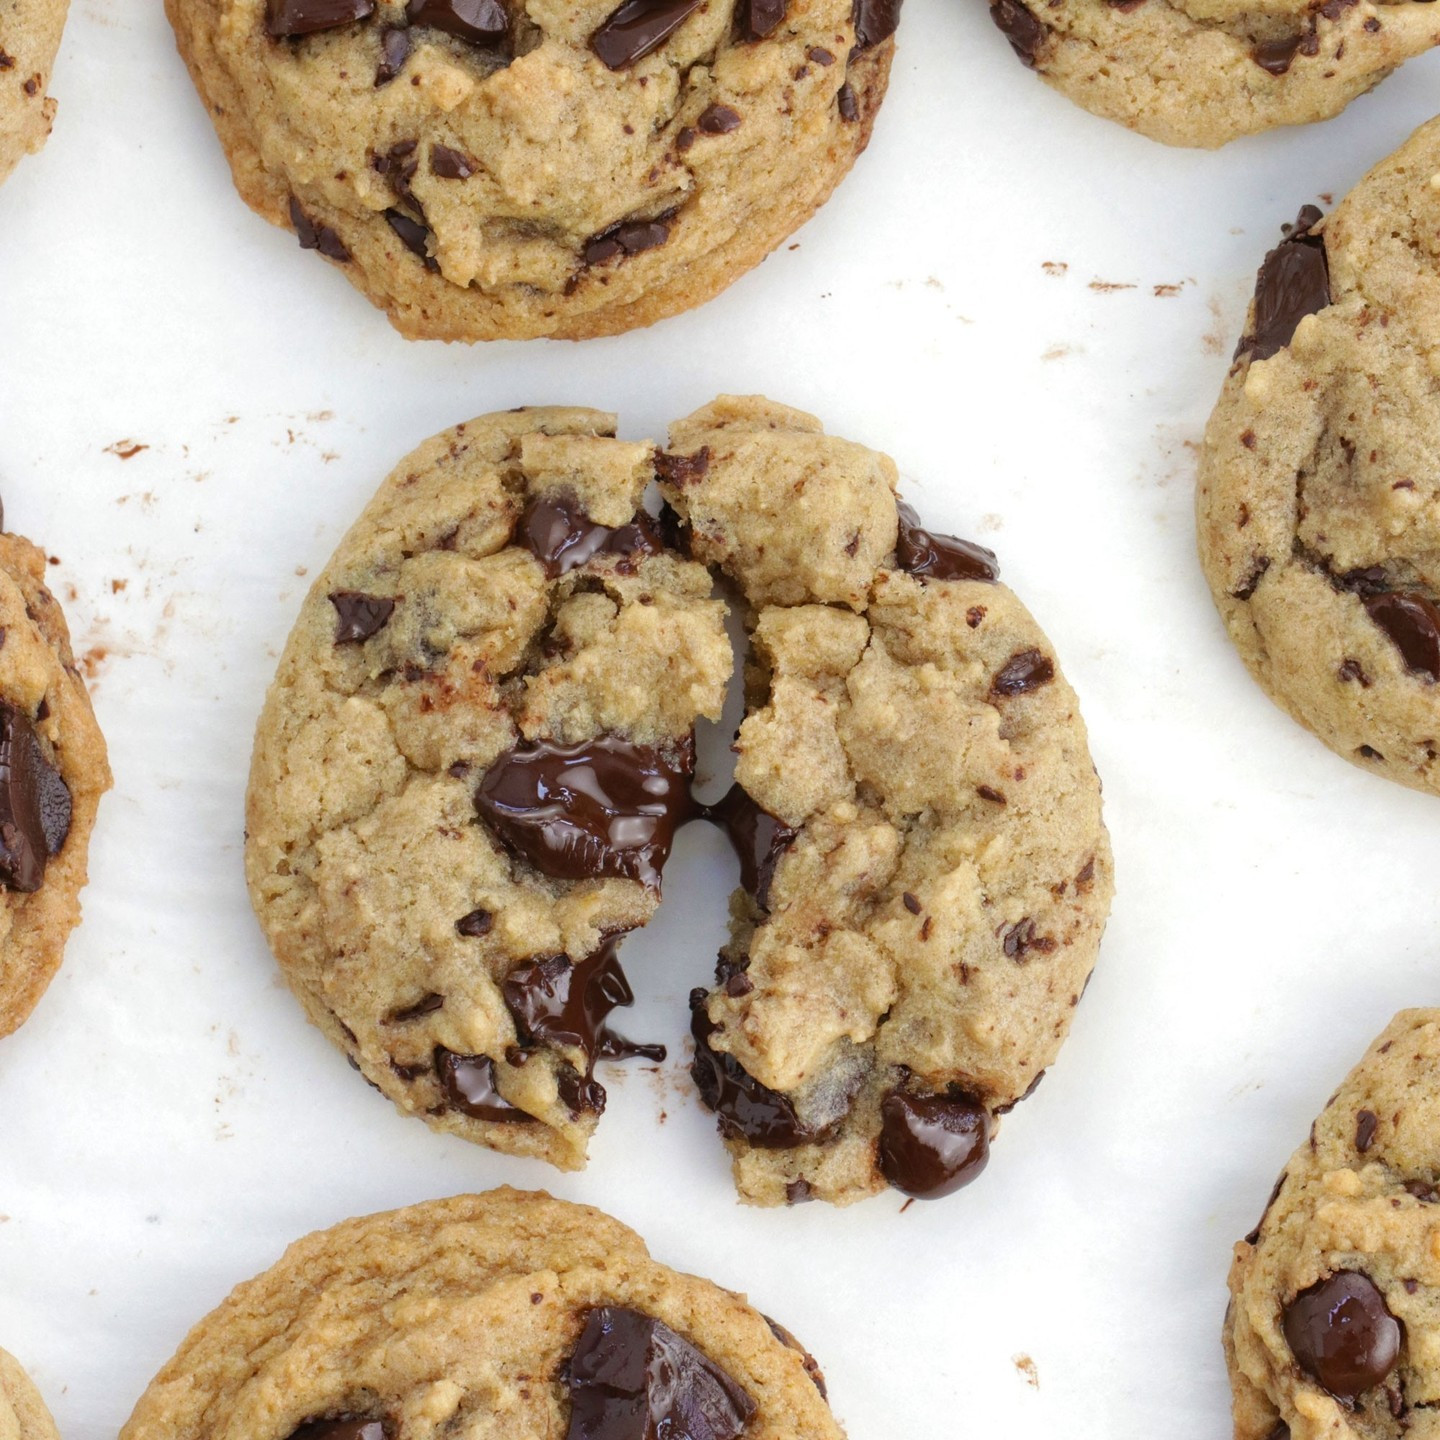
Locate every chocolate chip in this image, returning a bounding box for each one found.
[431,143,475,178]
[434,1048,531,1121]
[1338,658,1371,687]
[1232,556,1271,602]
[287,1418,390,1440]
[373,139,419,206]
[807,44,835,61]
[386,992,443,1023]
[763,1316,828,1398]
[989,0,1044,65]
[654,447,711,487]
[517,490,661,577]
[1238,207,1329,364]
[785,1178,813,1204]
[1364,592,1440,681]
[289,198,351,261]
[836,81,859,121]
[0,703,71,892]
[384,209,439,271]
[877,1089,991,1199]
[1283,1272,1401,1401]
[1356,1109,1378,1153]
[374,25,411,83]
[328,590,395,643]
[566,1307,756,1440]
[584,217,671,265]
[701,784,797,909]
[476,735,695,890]
[991,649,1055,696]
[1253,32,1305,72]
[902,891,922,914]
[590,0,705,68]
[853,0,901,47]
[406,0,508,44]
[895,501,999,582]
[977,785,1006,804]
[1405,1180,1439,1202]
[697,102,742,133]
[738,0,787,37]
[1002,918,1056,960]
[266,0,374,37]
[456,907,493,936]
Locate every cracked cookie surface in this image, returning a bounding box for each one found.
[1198,118,1440,796]
[984,0,1440,147]
[0,1349,59,1440]
[0,523,111,1040]
[0,0,67,184]
[1226,1010,1440,1440]
[662,396,1114,1207]
[165,0,897,341]
[119,1188,844,1440]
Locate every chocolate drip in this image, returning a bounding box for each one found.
[894,501,999,582]
[700,783,796,908]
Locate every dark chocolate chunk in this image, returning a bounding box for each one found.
[584,218,671,266]
[476,735,695,890]
[288,1418,390,1440]
[266,0,374,37]
[836,81,859,121]
[328,590,396,643]
[517,490,661,577]
[558,1067,608,1115]
[739,0,787,38]
[386,992,443,1023]
[991,649,1055,696]
[0,703,71,892]
[456,907,494,936]
[431,143,476,178]
[785,1178,814,1204]
[1356,1109,1378,1153]
[877,1088,991,1198]
[989,0,1044,65]
[701,784,797,909]
[763,1316,828,1399]
[373,139,419,207]
[807,44,835,61]
[289,198,352,261]
[1253,32,1305,73]
[1335,566,1390,598]
[590,0,705,68]
[374,25,411,83]
[434,1048,532,1121]
[1364,592,1440,681]
[1239,206,1329,363]
[407,0,508,43]
[853,0,901,47]
[697,102,742,133]
[385,209,440,271]
[895,501,999,582]
[653,447,710,487]
[1283,1271,1401,1401]
[565,1306,757,1440]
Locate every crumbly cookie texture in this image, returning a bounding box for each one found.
[661,396,1114,1207]
[1197,117,1440,796]
[0,0,67,183]
[1226,1010,1440,1440]
[0,1349,60,1440]
[165,0,897,342]
[245,407,732,1170]
[984,0,1440,147]
[0,523,111,1040]
[119,1189,843,1440]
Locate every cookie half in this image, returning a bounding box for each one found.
[0,518,111,1040]
[984,0,1440,148]
[0,0,68,184]
[119,1188,843,1440]
[165,0,898,342]
[0,1349,60,1440]
[1198,118,1440,796]
[1226,1010,1440,1440]
[660,397,1114,1205]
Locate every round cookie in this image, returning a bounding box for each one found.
[1226,1010,1440,1440]
[164,0,899,342]
[1198,118,1440,796]
[0,1349,60,1440]
[0,514,111,1040]
[119,1188,843,1440]
[659,397,1114,1207]
[245,407,732,1169]
[983,0,1440,148]
[0,0,68,184]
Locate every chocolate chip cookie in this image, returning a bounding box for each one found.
[1225,1010,1440,1440]
[985,0,1440,147]
[0,1349,60,1440]
[0,0,68,183]
[119,1189,843,1440]
[660,397,1113,1205]
[0,511,111,1040]
[1197,119,1440,796]
[165,0,898,342]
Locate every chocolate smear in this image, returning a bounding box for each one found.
[895,501,999,582]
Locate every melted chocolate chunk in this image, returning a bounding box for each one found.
[434,1048,532,1122]
[558,1067,607,1115]
[0,703,71,893]
[584,218,672,266]
[374,25,411,83]
[697,103,742,133]
[431,143,475,178]
[385,209,439,271]
[476,736,694,889]
[1364,592,1440,681]
[456,907,493,936]
[1283,1271,1401,1401]
[566,1306,757,1440]
[763,1316,828,1398]
[289,198,351,261]
[739,0,787,38]
[266,0,374,37]
[877,1089,991,1198]
[1253,32,1305,73]
[590,0,705,68]
[518,491,661,578]
[1239,207,1330,364]
[989,0,1044,65]
[701,784,796,909]
[653,447,710,487]
[991,649,1055,696]
[288,1419,390,1440]
[329,590,396,643]
[853,0,901,47]
[407,0,508,43]
[895,501,999,582]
